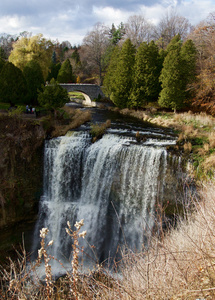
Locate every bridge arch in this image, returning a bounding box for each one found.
[69,89,92,105]
[60,83,104,106]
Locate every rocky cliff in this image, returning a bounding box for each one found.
[0,115,46,252]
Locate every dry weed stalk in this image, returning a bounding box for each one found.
[208,132,215,148]
[183,141,192,153]
[177,111,215,127]
[203,143,210,152]
[0,220,87,299]
[65,219,86,299]
[202,154,215,173]
[0,242,42,299]
[37,228,54,299]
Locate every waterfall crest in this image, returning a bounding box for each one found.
[33,131,177,270]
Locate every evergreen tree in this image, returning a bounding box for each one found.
[52,51,57,64]
[23,60,44,105]
[0,47,7,60]
[130,41,162,107]
[103,45,120,98]
[57,58,75,83]
[0,57,5,73]
[181,39,197,98]
[110,39,135,108]
[158,35,185,111]
[47,62,61,82]
[0,62,28,105]
[71,48,80,64]
[159,34,197,111]
[38,78,69,111]
[109,22,125,45]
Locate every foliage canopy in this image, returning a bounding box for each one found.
[130,41,162,107]
[0,61,28,105]
[108,39,135,108]
[38,78,69,111]
[23,60,44,105]
[9,34,53,80]
[57,59,75,83]
[159,35,197,111]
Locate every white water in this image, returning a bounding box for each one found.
[33,131,176,273]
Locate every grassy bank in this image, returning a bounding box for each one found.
[111,107,215,182]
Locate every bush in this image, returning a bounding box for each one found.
[90,120,111,142]
[38,79,69,113]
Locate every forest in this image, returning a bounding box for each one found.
[0,11,215,114]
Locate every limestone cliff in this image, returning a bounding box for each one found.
[0,115,45,234]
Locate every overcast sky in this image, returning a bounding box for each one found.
[0,0,215,45]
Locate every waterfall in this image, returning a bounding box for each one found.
[33,131,177,273]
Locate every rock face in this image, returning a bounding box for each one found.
[0,115,46,251]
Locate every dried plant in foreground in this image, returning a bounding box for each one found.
[120,183,215,299]
[65,219,86,298]
[37,228,54,299]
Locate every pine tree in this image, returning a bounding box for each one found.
[38,78,69,111]
[109,23,125,45]
[47,62,61,82]
[110,39,135,108]
[158,35,185,112]
[0,47,6,60]
[52,51,57,64]
[23,60,44,105]
[0,57,5,73]
[130,41,162,107]
[159,35,197,111]
[0,62,28,105]
[103,45,120,98]
[181,39,197,99]
[57,59,75,83]
[71,48,80,64]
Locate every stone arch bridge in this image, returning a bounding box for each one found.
[60,83,104,106]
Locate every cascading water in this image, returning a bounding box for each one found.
[33,126,180,273]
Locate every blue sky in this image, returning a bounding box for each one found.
[0,0,215,45]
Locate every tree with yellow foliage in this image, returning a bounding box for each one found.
[9,34,53,80]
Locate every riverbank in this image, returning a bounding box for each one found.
[110,107,215,182]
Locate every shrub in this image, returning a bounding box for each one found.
[90,120,111,142]
[8,106,23,117]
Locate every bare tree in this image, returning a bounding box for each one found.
[0,34,17,58]
[82,23,110,85]
[124,15,155,46]
[155,10,192,48]
[188,13,215,113]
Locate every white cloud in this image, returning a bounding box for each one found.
[0,0,215,45]
[179,0,215,25]
[0,15,28,32]
[92,6,133,26]
[140,4,167,25]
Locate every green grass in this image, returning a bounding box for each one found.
[0,102,10,110]
[69,91,85,100]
